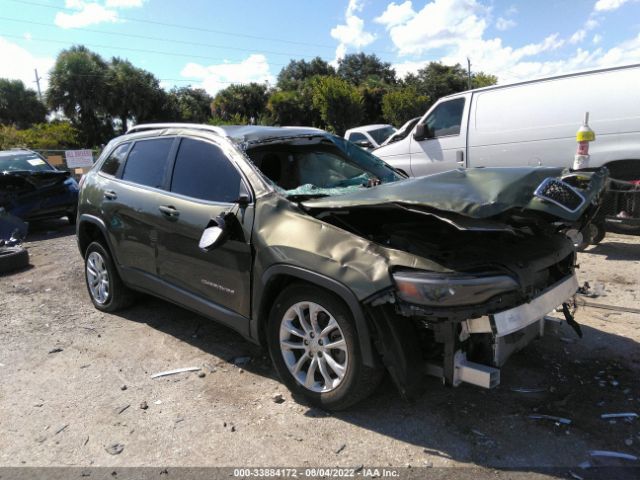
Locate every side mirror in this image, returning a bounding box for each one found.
[199,216,228,251]
[354,139,373,149]
[413,124,428,141]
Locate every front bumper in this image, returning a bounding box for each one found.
[465,274,579,338]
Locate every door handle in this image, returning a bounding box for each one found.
[158,205,180,219]
[104,190,117,200]
[456,150,465,167]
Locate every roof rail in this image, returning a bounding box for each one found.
[126,123,227,136]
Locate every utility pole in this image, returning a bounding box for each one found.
[466,57,472,90]
[34,69,43,101]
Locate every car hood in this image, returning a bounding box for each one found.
[300,167,607,223]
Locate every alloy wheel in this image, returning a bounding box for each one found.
[279,301,349,393]
[86,251,110,304]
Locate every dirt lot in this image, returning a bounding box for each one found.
[0,221,638,478]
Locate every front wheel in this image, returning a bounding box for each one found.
[267,284,382,410]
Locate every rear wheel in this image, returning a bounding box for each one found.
[267,284,382,410]
[84,241,133,312]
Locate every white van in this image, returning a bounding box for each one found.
[373,64,640,231]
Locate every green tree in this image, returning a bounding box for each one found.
[168,86,213,123]
[311,76,363,135]
[104,58,169,133]
[403,62,468,103]
[403,62,499,104]
[47,45,112,146]
[277,57,335,91]
[337,53,396,86]
[382,86,430,126]
[472,72,498,89]
[0,79,47,128]
[211,83,268,122]
[0,122,80,150]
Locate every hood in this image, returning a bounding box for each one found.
[0,170,70,188]
[301,167,607,223]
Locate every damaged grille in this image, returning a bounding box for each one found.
[534,178,585,213]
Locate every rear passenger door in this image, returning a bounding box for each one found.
[156,136,253,318]
[99,137,176,276]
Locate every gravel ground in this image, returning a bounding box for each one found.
[0,220,638,479]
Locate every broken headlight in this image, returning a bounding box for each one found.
[392,270,519,307]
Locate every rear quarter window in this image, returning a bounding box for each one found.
[100,143,130,176]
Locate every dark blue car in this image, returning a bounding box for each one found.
[0,149,79,224]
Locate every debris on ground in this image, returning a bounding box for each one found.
[233,356,251,366]
[117,404,130,415]
[54,424,68,435]
[48,348,63,354]
[120,385,127,391]
[600,412,638,420]
[139,401,148,410]
[197,371,206,378]
[105,443,124,455]
[273,394,285,404]
[528,414,572,425]
[335,444,346,454]
[150,367,200,379]
[510,387,546,393]
[588,450,638,462]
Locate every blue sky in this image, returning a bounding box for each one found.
[1,0,639,95]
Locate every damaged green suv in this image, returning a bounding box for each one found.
[77,124,607,409]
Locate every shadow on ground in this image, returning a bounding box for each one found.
[112,294,640,477]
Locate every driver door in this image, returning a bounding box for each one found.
[156,136,254,317]
[409,95,470,177]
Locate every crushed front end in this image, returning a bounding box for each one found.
[301,167,608,398]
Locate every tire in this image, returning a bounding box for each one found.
[267,283,383,410]
[67,209,77,225]
[0,246,29,274]
[84,241,133,312]
[591,221,606,244]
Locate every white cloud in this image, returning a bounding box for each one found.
[330,0,375,61]
[0,36,54,92]
[180,54,275,95]
[496,17,516,31]
[570,29,587,44]
[55,2,118,28]
[374,1,416,29]
[105,0,145,7]
[594,0,630,11]
[54,0,145,29]
[593,33,603,44]
[383,0,488,56]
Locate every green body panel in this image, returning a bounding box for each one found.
[251,193,453,303]
[301,167,607,222]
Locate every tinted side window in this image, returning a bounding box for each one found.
[170,138,241,203]
[121,138,173,188]
[425,98,466,137]
[348,132,367,142]
[101,143,130,176]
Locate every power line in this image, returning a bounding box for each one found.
[0,33,293,67]
[9,0,339,50]
[0,15,324,58]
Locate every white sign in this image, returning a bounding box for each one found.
[65,149,94,168]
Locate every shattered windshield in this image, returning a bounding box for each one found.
[0,153,54,173]
[245,134,402,198]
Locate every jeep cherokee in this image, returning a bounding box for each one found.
[76,123,607,409]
